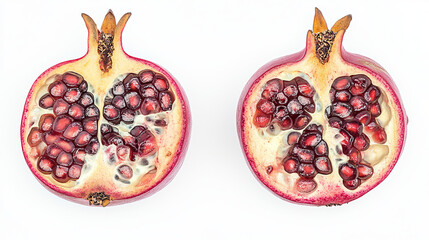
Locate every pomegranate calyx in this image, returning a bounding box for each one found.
[87,192,111,207]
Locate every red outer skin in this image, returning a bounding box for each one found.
[237,33,408,205]
[20,23,191,206]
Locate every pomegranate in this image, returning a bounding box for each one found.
[237,9,407,205]
[21,11,191,206]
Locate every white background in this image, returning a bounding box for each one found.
[0,0,427,239]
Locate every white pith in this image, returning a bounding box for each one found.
[22,62,185,200]
[241,39,402,202]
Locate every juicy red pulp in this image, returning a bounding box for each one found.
[27,69,176,183]
[253,73,385,192]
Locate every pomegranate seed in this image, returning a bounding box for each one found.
[53,115,73,133]
[78,80,88,92]
[369,102,381,117]
[332,76,351,90]
[328,117,343,129]
[296,78,315,97]
[100,123,113,135]
[331,102,352,118]
[372,128,387,144]
[46,144,62,159]
[298,96,312,106]
[365,121,379,132]
[329,88,336,102]
[56,151,73,167]
[68,103,85,120]
[350,74,371,95]
[314,156,332,174]
[49,81,67,97]
[253,111,271,128]
[275,92,288,104]
[349,96,368,112]
[287,99,303,115]
[140,84,158,98]
[355,111,371,126]
[153,75,169,91]
[78,92,94,107]
[140,98,161,115]
[63,88,82,103]
[121,109,135,124]
[257,99,275,115]
[358,164,374,180]
[343,178,361,190]
[348,148,362,164]
[139,70,155,83]
[137,135,157,156]
[293,113,311,130]
[130,125,147,137]
[39,94,55,108]
[105,133,124,146]
[314,140,328,156]
[296,178,317,193]
[299,132,322,148]
[85,138,99,155]
[68,165,82,179]
[103,105,120,122]
[53,99,70,116]
[62,72,83,87]
[73,148,86,165]
[304,124,323,133]
[353,134,370,151]
[283,81,298,97]
[82,117,98,135]
[27,128,43,147]
[38,157,55,173]
[287,132,301,145]
[274,106,287,119]
[277,116,293,130]
[118,165,133,179]
[74,131,92,147]
[85,105,100,118]
[57,138,75,153]
[43,131,61,145]
[63,122,83,140]
[343,120,363,136]
[293,147,314,163]
[262,79,282,99]
[364,85,381,103]
[112,96,126,109]
[283,157,299,173]
[124,92,142,110]
[339,129,354,154]
[53,165,68,180]
[112,81,125,95]
[154,119,167,126]
[159,92,174,111]
[298,163,317,179]
[339,162,358,180]
[117,145,131,161]
[335,90,351,102]
[124,74,141,92]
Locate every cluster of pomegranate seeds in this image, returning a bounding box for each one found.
[326,74,380,189]
[101,124,158,163]
[253,77,316,130]
[28,72,100,183]
[103,70,175,125]
[283,124,332,193]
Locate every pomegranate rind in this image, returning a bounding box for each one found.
[21,13,191,206]
[237,30,407,206]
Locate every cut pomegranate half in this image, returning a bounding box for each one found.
[21,11,190,206]
[237,9,407,205]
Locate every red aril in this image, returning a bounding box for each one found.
[21,11,190,206]
[237,9,407,205]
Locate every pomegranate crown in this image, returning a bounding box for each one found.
[312,8,352,64]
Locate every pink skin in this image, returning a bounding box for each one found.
[20,18,191,206]
[237,32,408,205]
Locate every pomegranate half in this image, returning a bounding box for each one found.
[237,9,407,205]
[21,11,191,206]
